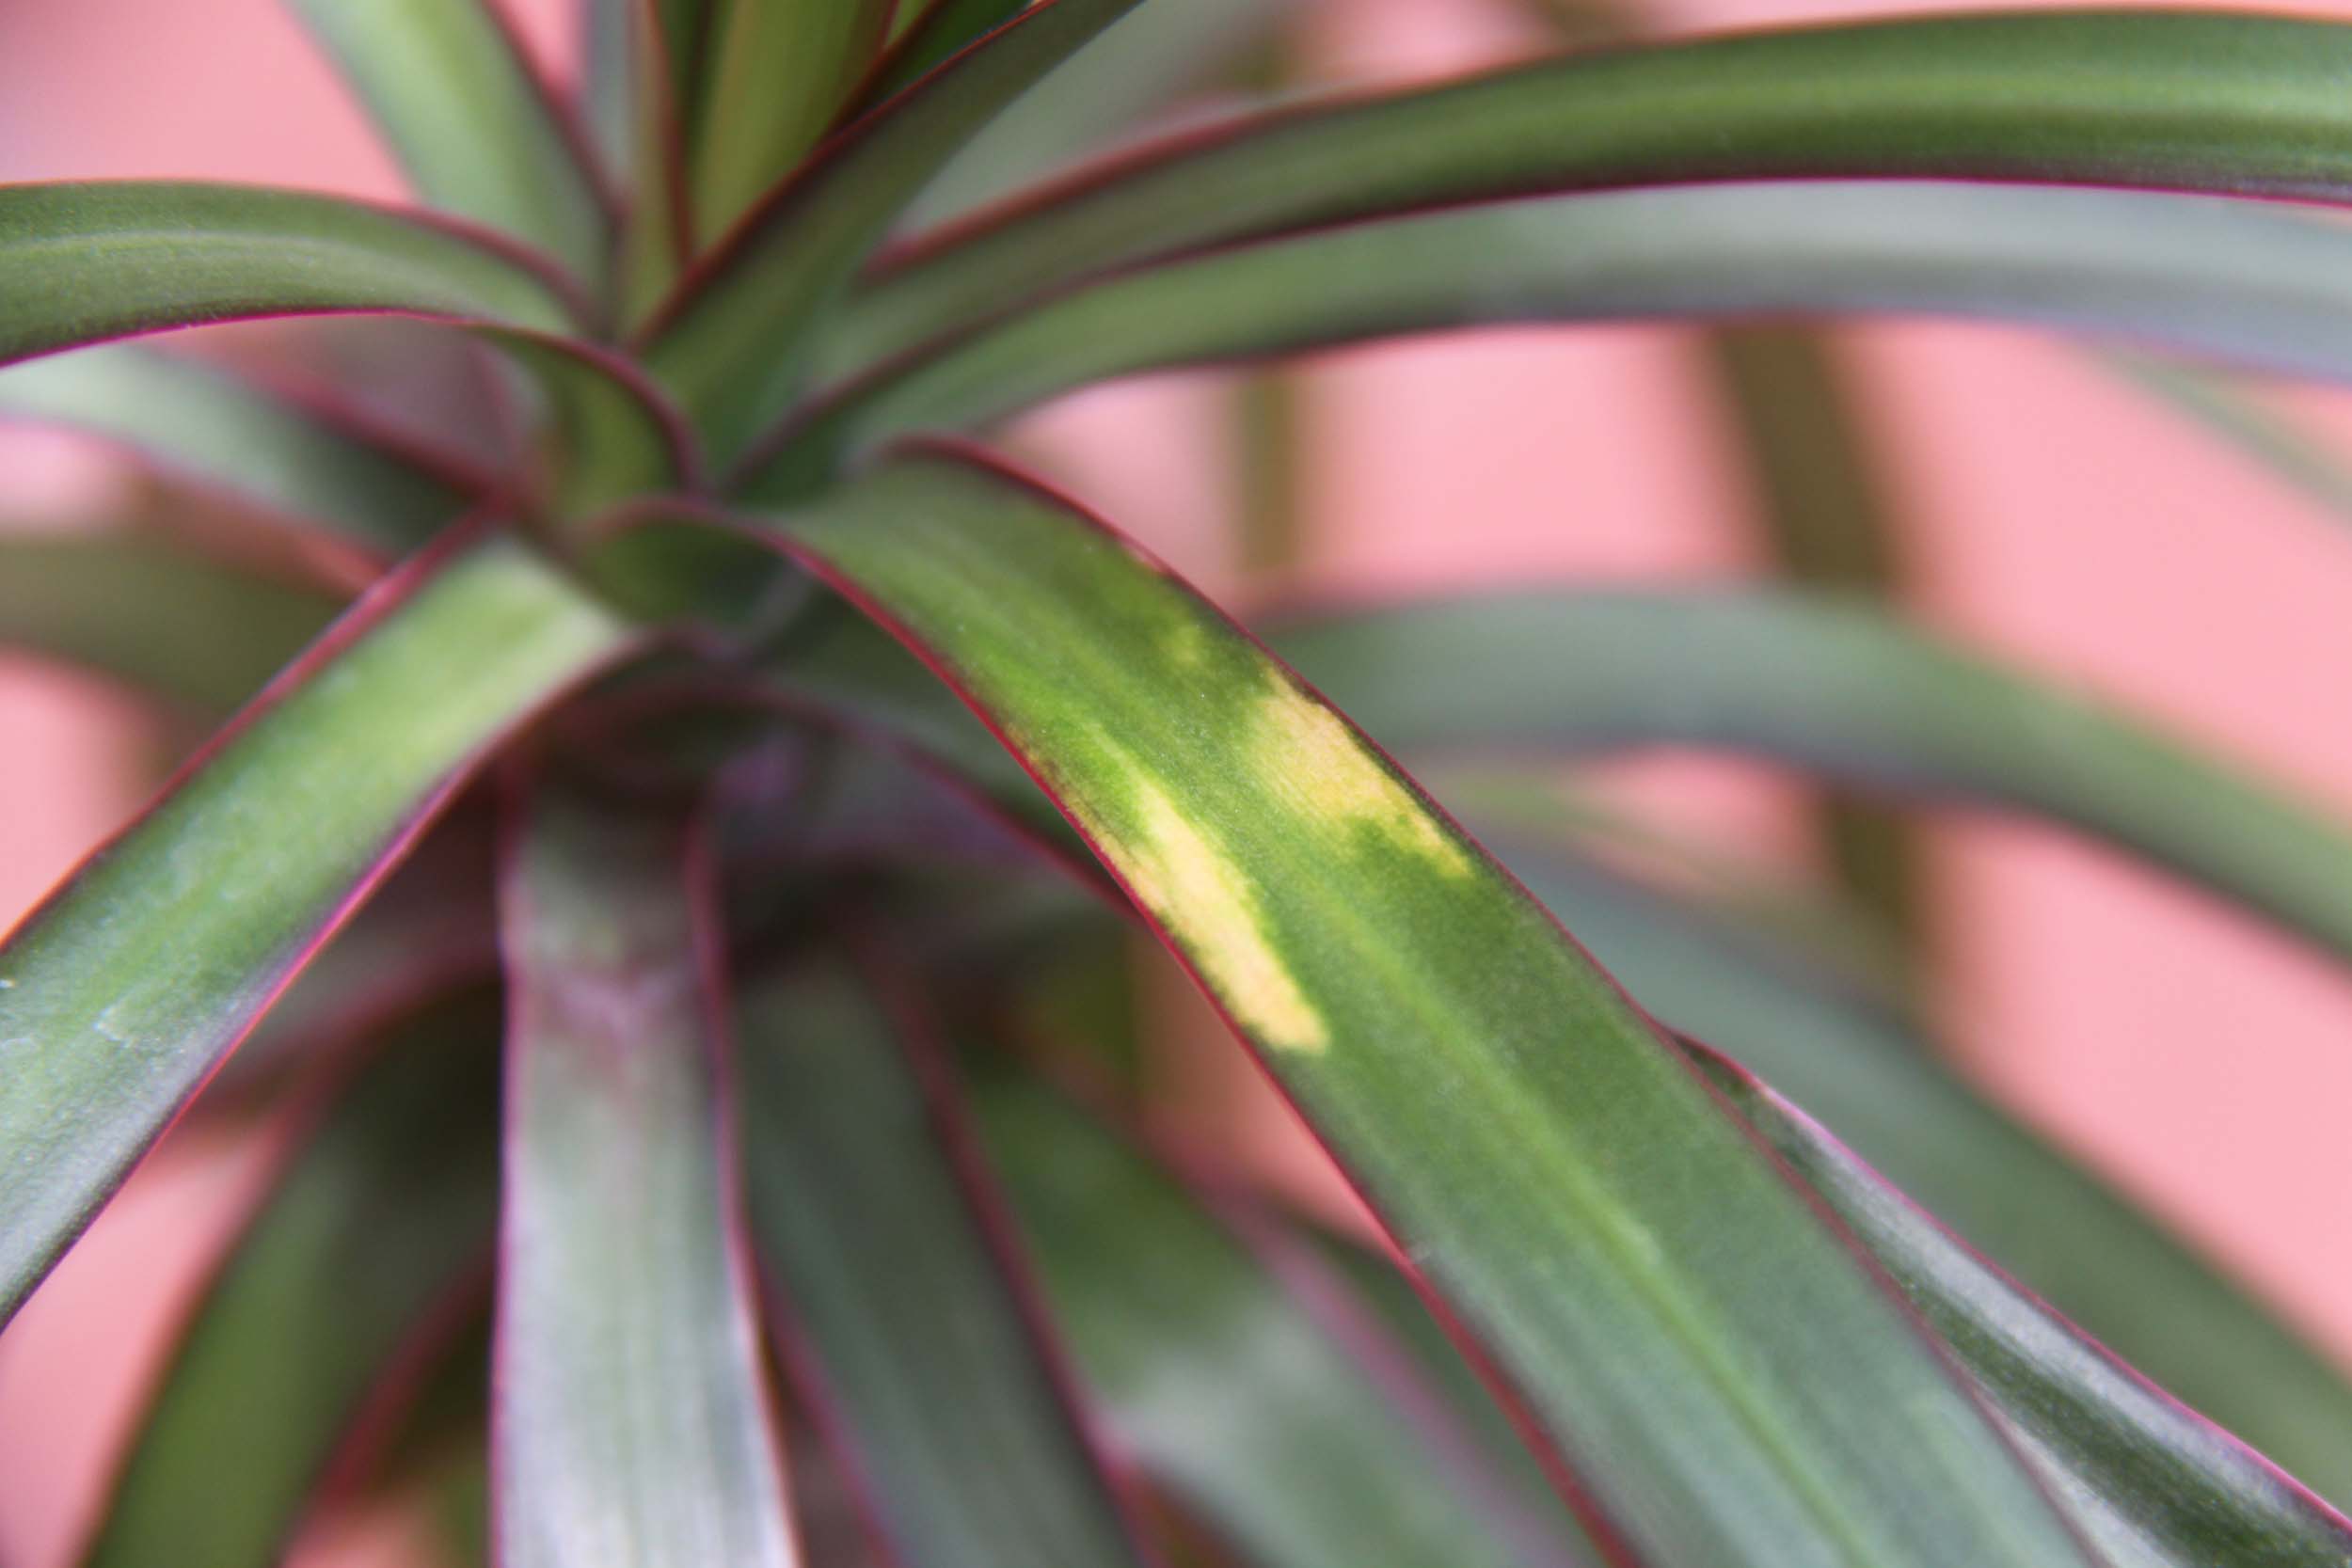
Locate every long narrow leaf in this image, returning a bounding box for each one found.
[80,991,502,1567]
[691,0,896,242]
[0,346,481,557]
[973,1073,1602,1568]
[2110,354,2352,530]
[494,788,796,1568]
[766,181,2352,492]
[1677,1036,2352,1566]
[284,0,614,293]
[1267,587,2352,973]
[746,594,2352,1501]
[0,531,342,713]
[831,8,2352,373]
[0,526,634,1326]
[639,0,1143,461]
[734,956,1156,1568]
[721,447,2091,1566]
[1488,842,2352,1508]
[0,183,580,357]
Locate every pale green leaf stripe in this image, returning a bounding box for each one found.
[0,346,476,556]
[829,8,2352,376]
[1490,845,2352,1512]
[581,0,637,187]
[0,532,342,713]
[735,961,1158,1568]
[496,792,795,1568]
[0,183,580,361]
[974,1075,1603,1568]
[82,992,502,1568]
[640,0,1144,462]
[1680,1037,2352,1567]
[0,531,632,1327]
[285,0,612,293]
[764,181,2352,492]
[1267,588,2352,971]
[691,0,895,241]
[752,450,2091,1567]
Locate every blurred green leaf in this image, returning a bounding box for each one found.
[0,182,580,359]
[734,448,2091,1566]
[0,531,342,712]
[847,0,1030,119]
[1272,588,2352,972]
[0,531,633,1326]
[285,0,614,293]
[734,956,1155,1568]
[81,991,501,1568]
[495,789,795,1568]
[0,347,479,557]
[691,0,896,241]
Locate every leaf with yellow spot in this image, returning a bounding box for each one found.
[722,446,2098,1568]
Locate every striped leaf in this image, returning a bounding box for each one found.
[690,0,897,241]
[830,8,2352,374]
[285,0,614,291]
[724,447,2092,1566]
[0,528,634,1326]
[734,957,1156,1568]
[81,992,501,1568]
[495,789,796,1568]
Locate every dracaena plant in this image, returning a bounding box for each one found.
[8,0,2352,1563]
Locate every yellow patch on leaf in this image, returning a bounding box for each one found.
[1103,776,1327,1054]
[1253,683,1472,878]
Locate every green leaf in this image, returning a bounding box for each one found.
[1266,587,2352,973]
[973,1073,1604,1568]
[829,8,2352,374]
[0,530,633,1327]
[1486,841,2352,1512]
[0,182,580,361]
[639,0,1144,462]
[734,957,1156,1568]
[0,346,479,558]
[691,0,897,242]
[80,991,501,1568]
[1680,1036,2352,1566]
[754,591,2352,1503]
[0,531,342,712]
[766,181,2352,493]
[846,0,1030,119]
[733,448,2090,1566]
[495,788,794,1568]
[284,0,614,294]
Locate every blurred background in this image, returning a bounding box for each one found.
[4,0,2351,1561]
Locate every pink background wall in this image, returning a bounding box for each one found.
[3,0,2349,1561]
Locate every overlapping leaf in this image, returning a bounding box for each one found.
[831,8,2352,372]
[719,448,2093,1566]
[735,958,1155,1568]
[80,993,501,1568]
[0,529,633,1325]
[285,0,614,291]
[765,182,2352,493]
